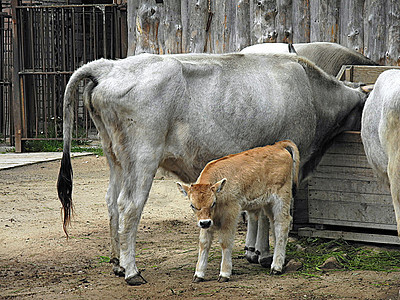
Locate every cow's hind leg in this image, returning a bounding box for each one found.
[245,211,259,263]
[117,143,164,285]
[104,150,124,276]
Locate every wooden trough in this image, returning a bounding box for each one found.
[294,65,400,245]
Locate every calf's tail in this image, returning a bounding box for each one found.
[279,140,300,193]
[57,58,112,236]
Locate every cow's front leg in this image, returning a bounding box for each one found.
[245,211,258,263]
[218,227,236,282]
[255,210,273,268]
[194,228,214,282]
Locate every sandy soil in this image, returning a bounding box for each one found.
[1,155,399,299]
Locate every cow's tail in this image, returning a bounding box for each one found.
[57,58,112,237]
[280,140,300,195]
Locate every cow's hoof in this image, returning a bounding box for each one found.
[193,276,205,283]
[270,269,283,276]
[110,258,125,277]
[113,266,125,277]
[259,256,273,268]
[125,273,148,286]
[245,253,259,264]
[218,276,229,282]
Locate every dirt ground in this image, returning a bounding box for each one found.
[1,155,399,299]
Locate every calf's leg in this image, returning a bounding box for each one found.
[269,194,292,274]
[245,211,259,263]
[255,210,272,268]
[194,228,214,282]
[218,226,236,282]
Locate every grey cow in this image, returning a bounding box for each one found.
[241,41,377,266]
[361,69,400,237]
[241,42,378,76]
[57,53,370,285]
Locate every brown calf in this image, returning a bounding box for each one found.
[177,140,300,282]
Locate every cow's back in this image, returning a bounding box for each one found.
[241,42,377,76]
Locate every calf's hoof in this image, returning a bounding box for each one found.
[218,276,230,283]
[259,256,273,268]
[193,275,205,283]
[125,272,148,286]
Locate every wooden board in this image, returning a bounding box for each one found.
[298,227,400,245]
[337,65,400,84]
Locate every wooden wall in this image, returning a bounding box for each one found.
[127,0,400,65]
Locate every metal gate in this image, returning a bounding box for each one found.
[13,1,127,151]
[0,2,13,146]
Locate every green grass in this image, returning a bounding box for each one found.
[23,139,103,156]
[286,238,400,274]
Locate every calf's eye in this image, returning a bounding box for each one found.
[190,203,198,211]
[211,201,216,208]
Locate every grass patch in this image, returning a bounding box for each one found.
[98,255,110,263]
[23,139,103,156]
[286,238,400,273]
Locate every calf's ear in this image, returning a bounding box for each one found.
[176,182,190,197]
[212,178,227,193]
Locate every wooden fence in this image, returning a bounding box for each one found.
[127,0,400,65]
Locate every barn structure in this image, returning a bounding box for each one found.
[2,0,400,243]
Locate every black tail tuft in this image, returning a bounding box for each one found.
[57,151,73,237]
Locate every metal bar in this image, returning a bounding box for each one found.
[11,0,22,152]
[21,137,93,141]
[16,4,117,9]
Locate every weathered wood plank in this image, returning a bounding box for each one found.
[157,0,182,54]
[318,153,370,168]
[312,165,377,181]
[309,177,390,195]
[309,190,392,205]
[187,0,209,53]
[235,0,251,51]
[351,66,400,84]
[385,0,400,66]
[324,141,366,155]
[363,0,386,65]
[292,0,310,43]
[298,227,400,244]
[310,0,339,43]
[275,0,293,43]
[309,200,396,226]
[339,0,365,54]
[250,0,277,44]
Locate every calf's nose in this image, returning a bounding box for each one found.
[199,220,212,229]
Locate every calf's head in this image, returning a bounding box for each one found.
[177,179,226,229]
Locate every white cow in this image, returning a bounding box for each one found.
[177,140,299,282]
[361,69,400,236]
[58,52,370,285]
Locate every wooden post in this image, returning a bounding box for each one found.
[11,0,22,152]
